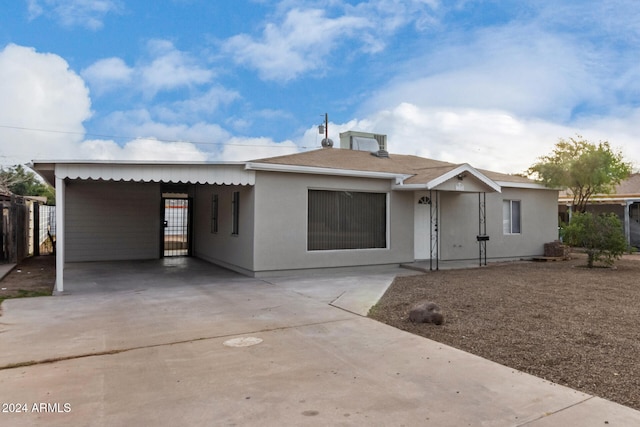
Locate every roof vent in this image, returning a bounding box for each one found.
[339,131,387,152]
[371,149,390,158]
[321,138,334,148]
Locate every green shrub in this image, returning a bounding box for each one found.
[562,212,626,268]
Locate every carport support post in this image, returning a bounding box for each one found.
[625,201,632,248]
[55,176,65,293]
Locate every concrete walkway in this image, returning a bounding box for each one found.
[0,258,638,426]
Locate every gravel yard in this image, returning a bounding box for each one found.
[369,252,640,411]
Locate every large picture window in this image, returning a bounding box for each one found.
[308,190,387,250]
[503,200,521,234]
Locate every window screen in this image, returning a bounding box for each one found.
[308,190,386,250]
[503,200,521,234]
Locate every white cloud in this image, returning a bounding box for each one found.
[81,57,133,94]
[0,44,91,165]
[100,109,231,147]
[0,44,221,165]
[79,138,208,161]
[331,102,640,175]
[224,8,371,81]
[83,40,214,98]
[27,0,122,30]
[140,40,213,96]
[365,25,599,122]
[350,0,440,33]
[217,137,299,161]
[155,86,240,122]
[223,0,440,81]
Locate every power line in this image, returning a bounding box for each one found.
[0,124,320,150]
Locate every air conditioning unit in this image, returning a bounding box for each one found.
[339,131,387,152]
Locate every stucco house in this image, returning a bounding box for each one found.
[558,173,640,249]
[32,132,559,293]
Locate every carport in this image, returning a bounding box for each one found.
[31,161,255,293]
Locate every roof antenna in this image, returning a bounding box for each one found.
[319,113,333,148]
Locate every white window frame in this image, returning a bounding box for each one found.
[503,200,521,235]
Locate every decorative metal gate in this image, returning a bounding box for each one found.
[477,192,489,266]
[162,198,191,257]
[429,190,439,271]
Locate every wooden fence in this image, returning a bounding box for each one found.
[0,195,54,264]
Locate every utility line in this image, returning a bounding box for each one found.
[0,124,319,150]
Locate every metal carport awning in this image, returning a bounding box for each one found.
[30,160,256,294]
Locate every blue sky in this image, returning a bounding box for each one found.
[0,0,638,173]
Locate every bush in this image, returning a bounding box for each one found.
[562,212,626,267]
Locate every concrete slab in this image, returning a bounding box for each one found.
[265,267,420,316]
[0,263,16,281]
[0,259,354,367]
[0,259,639,426]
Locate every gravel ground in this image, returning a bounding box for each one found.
[369,252,640,411]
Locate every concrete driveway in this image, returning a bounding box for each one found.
[1,258,639,426]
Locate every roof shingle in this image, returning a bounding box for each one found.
[252,148,536,186]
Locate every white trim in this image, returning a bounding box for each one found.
[33,159,246,166]
[246,162,410,182]
[44,163,255,186]
[54,176,65,294]
[429,164,501,192]
[495,181,552,190]
[558,196,640,204]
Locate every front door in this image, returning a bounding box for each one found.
[162,198,191,257]
[414,192,437,260]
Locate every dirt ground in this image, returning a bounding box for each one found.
[369,252,640,411]
[0,256,55,311]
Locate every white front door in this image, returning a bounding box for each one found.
[414,192,436,260]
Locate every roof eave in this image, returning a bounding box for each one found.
[427,164,502,193]
[495,181,555,190]
[245,162,411,182]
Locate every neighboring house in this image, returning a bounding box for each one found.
[558,173,640,249]
[32,132,559,293]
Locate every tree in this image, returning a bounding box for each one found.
[0,165,55,204]
[562,212,627,268]
[528,136,632,213]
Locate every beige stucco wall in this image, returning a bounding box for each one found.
[65,180,161,262]
[251,171,414,275]
[192,184,255,274]
[439,187,559,261]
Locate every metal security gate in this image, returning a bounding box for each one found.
[162,198,191,257]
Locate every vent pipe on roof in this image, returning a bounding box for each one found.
[319,113,333,148]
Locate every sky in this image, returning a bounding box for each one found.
[0,0,638,174]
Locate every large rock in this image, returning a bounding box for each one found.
[408,300,444,325]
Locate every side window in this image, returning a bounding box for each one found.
[211,194,218,233]
[231,191,240,235]
[503,200,521,234]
